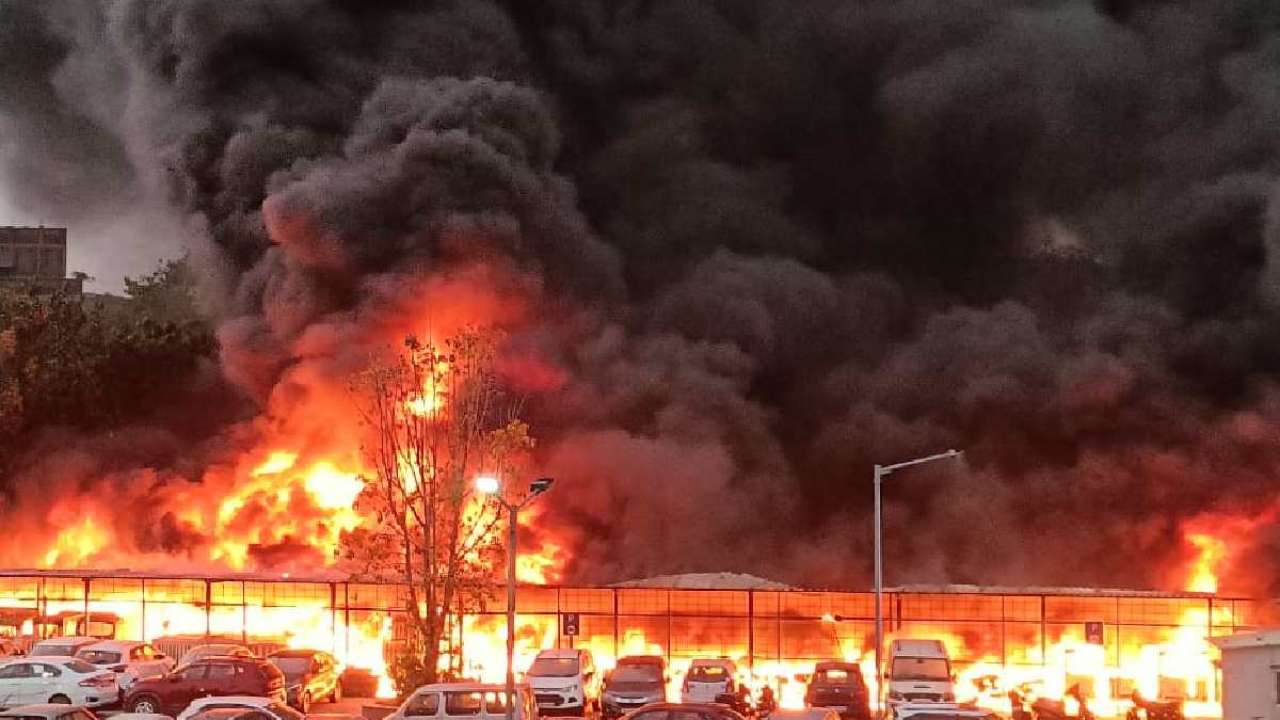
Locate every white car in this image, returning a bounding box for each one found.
[0,657,117,708]
[0,703,103,720]
[892,704,998,720]
[75,641,174,693]
[680,659,737,704]
[386,683,538,720]
[175,696,304,720]
[26,640,99,660]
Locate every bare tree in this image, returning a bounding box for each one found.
[342,328,532,690]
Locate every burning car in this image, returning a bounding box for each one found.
[804,662,870,720]
[265,649,341,712]
[601,656,665,718]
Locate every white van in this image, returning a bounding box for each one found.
[885,640,955,708]
[388,682,538,720]
[680,658,737,704]
[527,649,599,716]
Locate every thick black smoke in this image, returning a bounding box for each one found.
[5,0,1280,594]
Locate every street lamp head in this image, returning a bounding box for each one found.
[475,475,500,495]
[529,477,555,495]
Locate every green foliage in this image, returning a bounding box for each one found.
[388,644,443,699]
[0,258,217,482]
[123,257,203,325]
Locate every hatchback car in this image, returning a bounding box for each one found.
[804,662,870,720]
[680,660,737,704]
[266,649,341,712]
[124,657,286,715]
[76,642,174,694]
[602,656,665,719]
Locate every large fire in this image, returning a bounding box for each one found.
[1,270,1258,717]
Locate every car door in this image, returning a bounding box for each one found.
[167,663,211,713]
[203,662,238,700]
[0,662,35,706]
[31,662,64,704]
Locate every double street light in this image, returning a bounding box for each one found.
[873,449,963,709]
[475,475,556,720]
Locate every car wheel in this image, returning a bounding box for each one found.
[331,682,343,703]
[131,694,161,713]
[49,695,71,705]
[300,692,311,713]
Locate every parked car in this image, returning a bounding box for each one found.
[387,683,538,720]
[76,642,174,694]
[527,649,600,717]
[0,703,101,720]
[0,657,117,708]
[804,662,870,720]
[124,657,286,716]
[265,650,340,712]
[891,705,997,720]
[602,656,666,719]
[26,641,99,661]
[680,660,737,704]
[176,647,253,669]
[175,696,303,720]
[619,702,746,720]
[0,642,24,659]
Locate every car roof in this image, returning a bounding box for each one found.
[267,649,321,658]
[535,649,584,659]
[82,640,142,651]
[188,644,250,651]
[617,656,664,665]
[8,655,85,664]
[414,683,531,693]
[0,704,88,717]
[188,696,274,708]
[185,710,258,720]
[688,659,735,668]
[623,703,738,715]
[33,637,98,645]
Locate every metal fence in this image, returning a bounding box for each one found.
[0,572,1268,676]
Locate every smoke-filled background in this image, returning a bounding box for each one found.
[3,0,1280,594]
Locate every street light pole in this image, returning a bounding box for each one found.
[872,449,962,716]
[505,501,518,720]
[476,476,555,720]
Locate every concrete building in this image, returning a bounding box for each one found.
[1210,629,1280,720]
[0,226,82,295]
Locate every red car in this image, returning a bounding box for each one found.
[623,703,746,720]
[124,657,287,715]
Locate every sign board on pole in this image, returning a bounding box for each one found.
[1085,621,1104,645]
[563,612,580,637]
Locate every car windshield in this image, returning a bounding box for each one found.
[815,669,855,683]
[62,659,99,673]
[688,666,729,682]
[612,665,662,683]
[891,658,950,681]
[529,657,580,677]
[78,650,123,665]
[269,657,311,674]
[31,644,79,656]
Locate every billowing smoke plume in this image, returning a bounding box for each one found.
[4,0,1280,594]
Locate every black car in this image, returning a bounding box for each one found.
[805,661,871,720]
[266,650,341,713]
[602,656,666,719]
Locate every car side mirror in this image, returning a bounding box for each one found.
[155,654,166,660]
